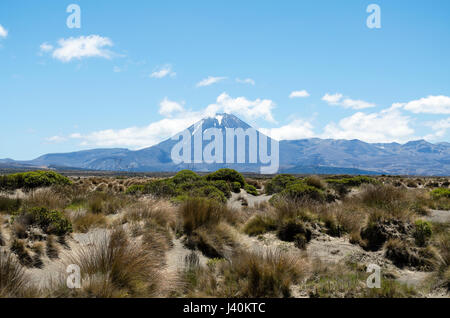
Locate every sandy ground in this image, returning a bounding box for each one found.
[227,189,272,210]
[424,210,450,223]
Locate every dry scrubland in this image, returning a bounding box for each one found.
[0,170,449,298]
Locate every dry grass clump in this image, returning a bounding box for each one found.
[180,197,238,235]
[180,198,240,259]
[87,192,129,215]
[10,239,33,267]
[183,249,307,298]
[22,188,68,210]
[71,212,107,233]
[305,175,326,190]
[384,239,439,271]
[122,200,176,229]
[63,228,161,297]
[0,251,35,297]
[301,259,417,298]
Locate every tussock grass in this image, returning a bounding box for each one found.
[183,249,307,298]
[180,197,238,235]
[64,228,161,297]
[71,212,107,233]
[0,251,36,297]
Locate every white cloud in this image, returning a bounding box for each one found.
[159,98,185,117]
[0,24,7,38]
[322,93,343,104]
[322,107,414,143]
[424,117,450,140]
[150,65,176,78]
[62,92,276,148]
[40,42,53,53]
[46,135,67,143]
[401,95,450,114]
[236,78,255,85]
[289,90,310,98]
[70,116,201,149]
[322,93,375,109]
[51,35,114,62]
[196,76,227,87]
[205,92,276,123]
[113,66,121,73]
[259,119,315,141]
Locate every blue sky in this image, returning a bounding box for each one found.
[0,0,449,160]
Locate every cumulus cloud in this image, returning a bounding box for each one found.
[0,24,7,38]
[46,35,114,62]
[322,107,414,143]
[61,92,276,148]
[196,76,227,87]
[150,65,176,78]
[401,95,450,114]
[159,98,185,117]
[259,119,315,141]
[205,92,276,123]
[424,117,450,140]
[236,78,255,85]
[69,116,202,149]
[289,90,310,98]
[322,93,375,109]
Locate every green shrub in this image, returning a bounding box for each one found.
[413,220,432,247]
[191,185,227,203]
[0,196,21,213]
[279,182,325,202]
[265,174,297,195]
[144,179,177,197]
[244,184,258,196]
[231,182,241,193]
[0,171,71,190]
[210,180,231,198]
[205,169,245,187]
[325,176,376,187]
[172,170,201,185]
[431,188,450,199]
[125,184,145,195]
[13,207,72,235]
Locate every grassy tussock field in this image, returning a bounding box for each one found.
[0,169,449,298]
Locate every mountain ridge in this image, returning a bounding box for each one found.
[2,113,450,175]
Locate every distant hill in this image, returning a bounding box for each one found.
[2,113,450,175]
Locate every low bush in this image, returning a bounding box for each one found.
[413,220,432,247]
[12,207,72,235]
[325,176,377,187]
[0,171,71,190]
[431,188,450,199]
[0,196,21,213]
[205,169,245,187]
[278,182,325,202]
[265,174,297,195]
[231,182,241,193]
[244,184,258,196]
